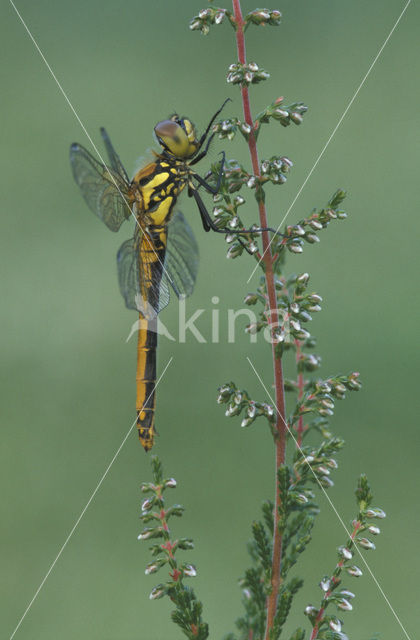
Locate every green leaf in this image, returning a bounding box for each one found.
[262,500,275,535]
[252,521,272,571]
[271,577,304,639]
[288,629,306,640]
[277,464,291,529]
[151,455,163,484]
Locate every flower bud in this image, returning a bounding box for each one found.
[247,403,257,418]
[318,407,333,417]
[330,619,342,632]
[149,585,165,600]
[337,598,353,611]
[317,465,330,475]
[309,219,323,230]
[366,508,386,519]
[319,475,334,488]
[264,404,274,417]
[141,498,154,513]
[177,538,194,550]
[357,537,376,550]
[320,577,331,592]
[304,605,318,617]
[297,272,310,284]
[299,311,313,323]
[225,402,242,417]
[368,525,380,535]
[141,482,155,493]
[138,527,162,541]
[293,225,305,236]
[296,328,311,340]
[165,477,177,488]
[145,562,160,575]
[327,458,338,469]
[290,112,303,124]
[226,244,243,259]
[234,391,243,404]
[248,62,259,71]
[183,564,197,577]
[347,565,363,577]
[289,243,303,254]
[215,11,224,24]
[338,546,353,560]
[244,293,258,305]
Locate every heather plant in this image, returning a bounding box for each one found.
[138,3,385,639]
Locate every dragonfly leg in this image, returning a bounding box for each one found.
[192,98,231,157]
[190,186,284,237]
[192,152,226,194]
[189,133,216,166]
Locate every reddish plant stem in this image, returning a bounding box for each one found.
[232,3,287,638]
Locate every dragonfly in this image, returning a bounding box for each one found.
[70,100,276,451]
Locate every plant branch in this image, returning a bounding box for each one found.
[232,2,287,638]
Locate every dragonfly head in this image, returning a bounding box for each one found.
[154,115,198,159]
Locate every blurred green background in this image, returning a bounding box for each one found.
[1,0,418,638]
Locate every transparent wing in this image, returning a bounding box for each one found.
[70,142,131,232]
[165,211,199,298]
[117,231,170,317]
[100,127,129,183]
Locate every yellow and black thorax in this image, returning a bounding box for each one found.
[132,155,190,228]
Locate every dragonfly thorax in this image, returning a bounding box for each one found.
[132,156,189,226]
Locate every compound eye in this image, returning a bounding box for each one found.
[154,120,190,157]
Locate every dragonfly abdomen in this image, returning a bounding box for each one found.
[136,320,157,451]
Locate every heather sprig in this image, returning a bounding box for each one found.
[305,476,386,640]
[139,3,386,639]
[139,457,208,640]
